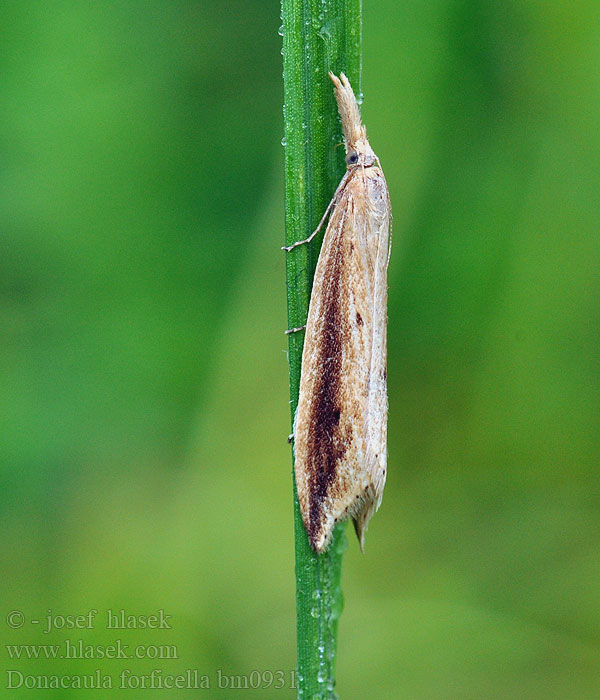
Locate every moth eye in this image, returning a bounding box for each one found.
[346,151,359,165]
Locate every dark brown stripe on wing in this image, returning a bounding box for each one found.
[305,212,350,548]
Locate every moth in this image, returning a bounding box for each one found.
[285,73,391,553]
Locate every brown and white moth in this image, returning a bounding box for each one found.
[285,73,391,553]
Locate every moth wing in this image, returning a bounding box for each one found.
[354,168,391,549]
[294,168,390,552]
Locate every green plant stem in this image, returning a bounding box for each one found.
[281,0,361,696]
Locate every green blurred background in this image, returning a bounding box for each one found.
[1,1,599,698]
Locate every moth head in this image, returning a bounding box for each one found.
[330,72,376,168]
[345,138,376,168]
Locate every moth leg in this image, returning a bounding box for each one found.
[282,171,350,252]
[288,406,299,444]
[285,325,306,335]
